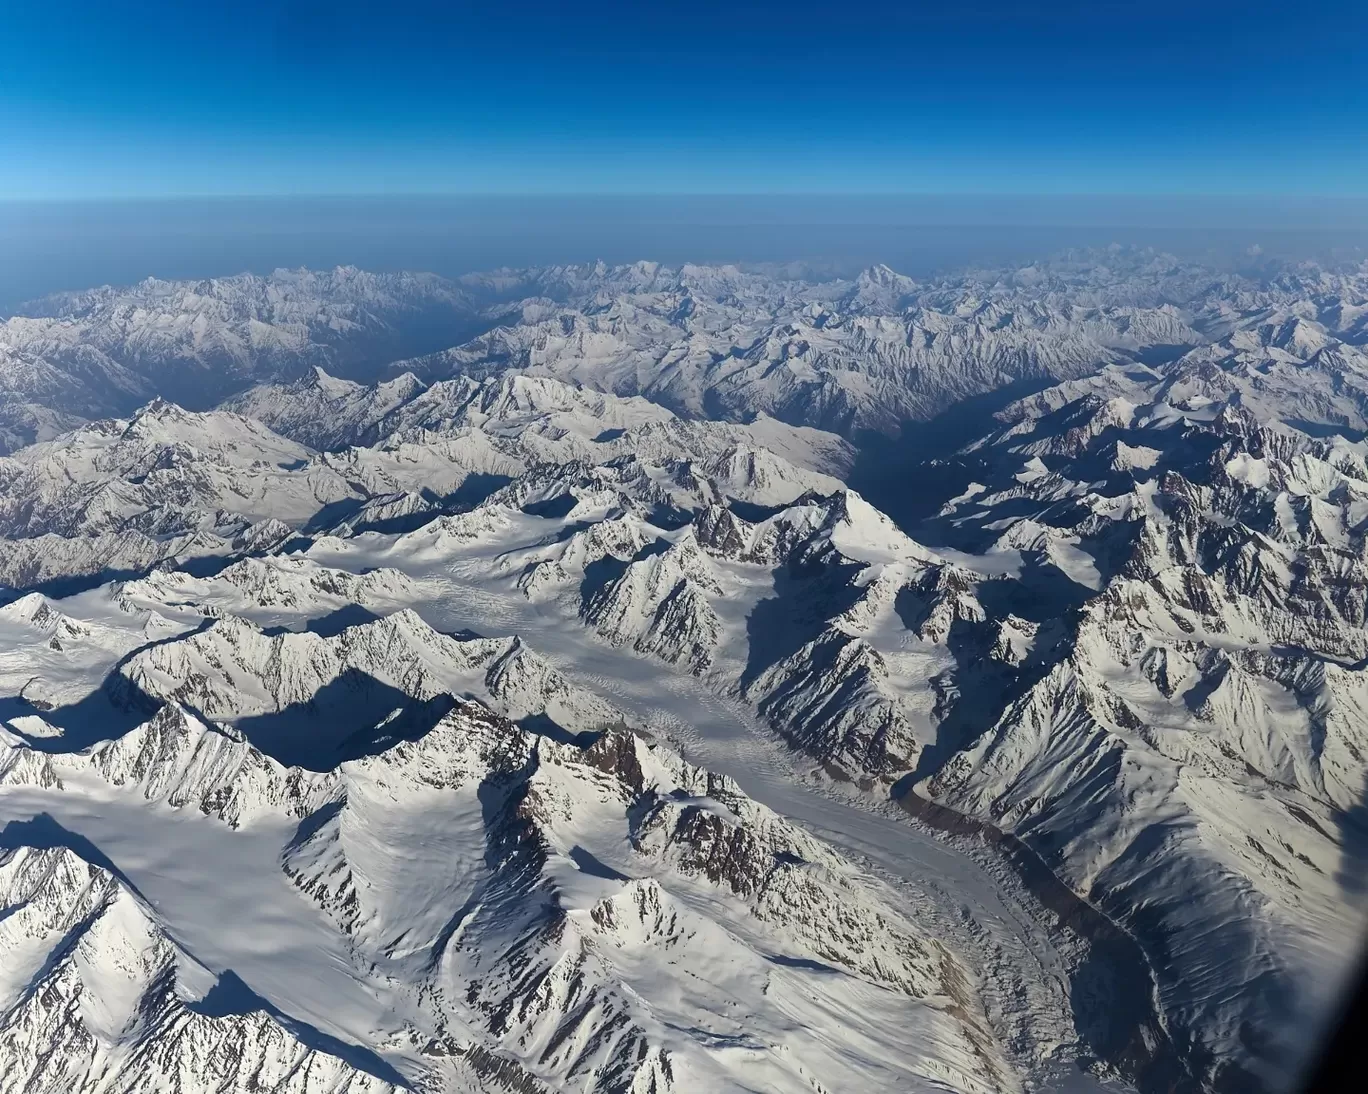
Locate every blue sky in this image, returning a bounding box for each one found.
[1,0,1365,198]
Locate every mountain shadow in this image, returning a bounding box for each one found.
[1,567,165,602]
[261,604,383,639]
[1333,770,1368,898]
[2,619,214,753]
[186,969,410,1087]
[847,378,1053,531]
[0,813,144,899]
[228,672,456,770]
[741,555,868,690]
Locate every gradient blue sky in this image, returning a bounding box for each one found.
[1,0,1365,198]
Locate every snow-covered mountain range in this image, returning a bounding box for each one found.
[0,267,500,452]
[2,250,1366,1094]
[9,250,1366,455]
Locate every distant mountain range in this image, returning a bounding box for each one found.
[7,251,1364,455]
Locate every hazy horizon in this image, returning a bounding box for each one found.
[5,193,1368,314]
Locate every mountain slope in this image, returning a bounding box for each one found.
[0,691,1010,1093]
[907,365,1368,1092]
[0,266,499,452]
